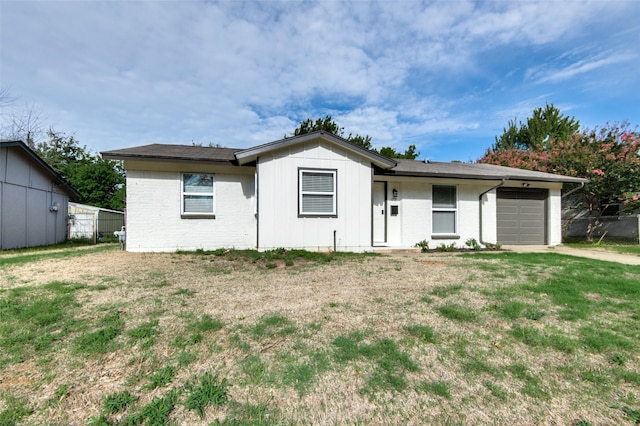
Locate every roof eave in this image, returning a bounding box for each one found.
[101,152,238,166]
[385,169,588,183]
[2,140,82,200]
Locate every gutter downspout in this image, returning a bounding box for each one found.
[479,178,506,246]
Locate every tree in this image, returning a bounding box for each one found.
[35,129,125,210]
[494,104,580,150]
[289,115,419,159]
[480,122,640,221]
[378,144,420,160]
[0,88,46,145]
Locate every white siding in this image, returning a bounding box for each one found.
[125,163,256,252]
[370,177,562,249]
[548,187,563,246]
[257,141,372,251]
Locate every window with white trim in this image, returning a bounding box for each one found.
[299,169,337,216]
[182,173,214,216]
[432,185,457,234]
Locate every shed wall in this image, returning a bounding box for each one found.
[0,146,70,250]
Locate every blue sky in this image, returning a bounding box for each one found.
[2,1,639,162]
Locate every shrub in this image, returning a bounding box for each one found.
[465,238,482,250]
[414,240,430,252]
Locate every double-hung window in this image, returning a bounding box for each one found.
[182,173,215,216]
[299,169,337,216]
[432,185,457,235]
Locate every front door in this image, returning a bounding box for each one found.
[373,182,386,244]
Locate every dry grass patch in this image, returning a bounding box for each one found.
[0,247,639,424]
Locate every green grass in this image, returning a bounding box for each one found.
[436,304,479,322]
[415,380,451,399]
[430,284,464,298]
[252,314,296,338]
[127,320,159,343]
[144,365,177,390]
[74,310,124,355]
[103,390,137,414]
[187,314,224,334]
[277,348,331,395]
[566,242,640,256]
[0,395,33,425]
[3,247,640,424]
[0,244,117,268]
[0,282,83,366]
[405,324,439,344]
[183,371,229,418]
[332,331,419,394]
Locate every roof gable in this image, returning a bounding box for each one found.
[235,131,397,169]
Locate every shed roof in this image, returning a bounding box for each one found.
[0,140,81,199]
[385,159,587,183]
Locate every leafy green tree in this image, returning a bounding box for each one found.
[34,129,125,210]
[378,144,420,160]
[289,116,419,159]
[494,104,580,150]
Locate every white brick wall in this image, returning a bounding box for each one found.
[125,166,256,252]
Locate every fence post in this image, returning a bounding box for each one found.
[637,214,640,245]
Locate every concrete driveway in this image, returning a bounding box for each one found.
[503,245,640,266]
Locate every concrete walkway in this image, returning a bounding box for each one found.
[503,245,640,266]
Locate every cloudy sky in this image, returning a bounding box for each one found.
[2,1,639,161]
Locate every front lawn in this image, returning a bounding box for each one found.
[566,242,640,256]
[0,247,638,424]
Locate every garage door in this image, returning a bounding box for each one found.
[497,188,547,245]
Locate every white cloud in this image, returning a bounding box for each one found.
[1,0,639,160]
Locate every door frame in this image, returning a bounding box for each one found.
[372,181,387,245]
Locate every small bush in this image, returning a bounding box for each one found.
[414,240,430,252]
[465,238,482,250]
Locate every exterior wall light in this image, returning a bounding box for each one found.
[392,188,398,199]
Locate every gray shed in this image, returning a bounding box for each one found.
[0,140,80,250]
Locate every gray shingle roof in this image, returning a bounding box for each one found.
[102,141,588,184]
[102,144,240,164]
[385,159,587,183]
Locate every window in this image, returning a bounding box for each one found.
[432,185,457,234]
[182,173,214,216]
[299,169,337,216]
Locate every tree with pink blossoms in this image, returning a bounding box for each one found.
[479,122,640,218]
